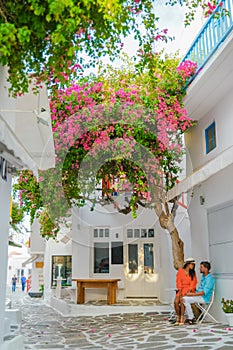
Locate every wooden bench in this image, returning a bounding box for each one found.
[72,279,120,305]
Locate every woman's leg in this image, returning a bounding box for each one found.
[179,298,185,325]
[174,296,181,325]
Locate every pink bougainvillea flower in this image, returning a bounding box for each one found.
[14,53,197,238]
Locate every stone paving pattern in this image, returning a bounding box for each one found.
[7,290,233,350]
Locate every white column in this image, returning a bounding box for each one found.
[56,264,63,298]
[0,174,12,345]
[56,277,63,298]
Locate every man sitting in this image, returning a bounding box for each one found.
[182,261,215,324]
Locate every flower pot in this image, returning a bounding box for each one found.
[28,292,43,298]
[225,313,233,326]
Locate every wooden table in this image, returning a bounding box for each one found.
[72,279,120,305]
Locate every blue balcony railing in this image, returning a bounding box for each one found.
[182,0,233,82]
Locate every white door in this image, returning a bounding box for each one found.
[124,228,159,298]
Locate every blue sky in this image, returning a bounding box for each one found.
[93,2,204,72]
[155,2,204,55]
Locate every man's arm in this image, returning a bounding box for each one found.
[186,291,204,297]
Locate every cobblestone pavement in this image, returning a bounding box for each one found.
[6,288,233,350]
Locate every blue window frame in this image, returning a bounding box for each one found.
[205,122,216,154]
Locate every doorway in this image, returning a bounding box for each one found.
[124,228,159,298]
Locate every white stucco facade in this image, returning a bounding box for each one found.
[72,203,192,303]
[0,65,55,349]
[40,197,192,307]
[8,245,32,287]
[167,29,233,323]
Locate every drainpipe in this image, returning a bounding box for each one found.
[0,174,12,345]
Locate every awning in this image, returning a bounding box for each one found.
[167,145,233,201]
[0,76,55,173]
[0,115,38,175]
[22,254,40,267]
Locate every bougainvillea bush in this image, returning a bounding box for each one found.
[10,201,25,232]
[14,53,197,248]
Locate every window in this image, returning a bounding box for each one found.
[144,243,154,274]
[94,243,109,273]
[93,227,110,238]
[141,228,147,238]
[111,242,123,264]
[127,229,133,238]
[51,255,72,287]
[16,269,25,282]
[128,244,138,273]
[126,228,155,238]
[102,175,118,197]
[105,228,109,238]
[205,122,216,154]
[148,228,154,238]
[93,228,111,274]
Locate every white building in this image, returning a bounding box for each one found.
[8,245,32,288]
[168,0,233,323]
[71,201,191,303]
[36,193,191,309]
[0,65,55,349]
[27,2,233,324]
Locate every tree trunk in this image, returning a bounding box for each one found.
[108,194,185,270]
[168,227,184,270]
[154,202,184,270]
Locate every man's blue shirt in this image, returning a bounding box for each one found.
[196,273,215,303]
[21,276,26,284]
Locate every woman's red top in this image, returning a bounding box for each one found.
[176,268,197,296]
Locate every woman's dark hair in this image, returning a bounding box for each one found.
[183,262,196,280]
[189,268,196,280]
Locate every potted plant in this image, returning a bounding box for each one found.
[221,298,233,326]
[28,284,44,298]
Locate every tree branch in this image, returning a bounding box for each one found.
[170,196,180,217]
[0,1,8,22]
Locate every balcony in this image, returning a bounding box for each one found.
[181,1,233,120]
[182,0,233,82]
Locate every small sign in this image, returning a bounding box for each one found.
[35,262,44,268]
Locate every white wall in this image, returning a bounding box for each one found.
[72,201,191,303]
[185,89,233,174]
[29,217,72,293]
[43,238,72,293]
[30,257,44,293]
[7,246,31,286]
[186,160,233,322]
[28,218,46,293]
[0,174,12,344]
[72,204,160,299]
[182,27,233,322]
[30,219,46,253]
[0,66,16,131]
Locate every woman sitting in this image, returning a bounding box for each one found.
[174,258,197,325]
